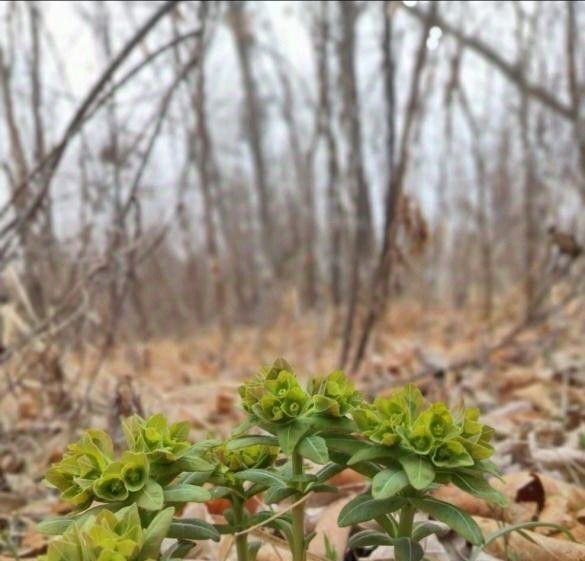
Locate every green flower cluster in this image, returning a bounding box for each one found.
[239,360,363,424]
[240,360,311,423]
[45,414,190,508]
[354,385,495,468]
[122,414,191,464]
[38,504,170,561]
[309,370,362,417]
[45,429,148,508]
[208,442,278,475]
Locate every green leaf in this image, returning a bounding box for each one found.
[161,541,195,561]
[315,462,345,483]
[37,504,121,535]
[173,454,215,473]
[36,517,75,535]
[338,494,405,527]
[324,435,371,457]
[394,537,424,561]
[185,439,223,454]
[410,497,483,545]
[263,485,296,504]
[168,519,221,542]
[305,483,338,493]
[234,469,287,488]
[138,507,175,561]
[298,435,329,464]
[136,480,164,511]
[226,435,279,450]
[450,471,508,507]
[277,419,311,454]
[307,415,356,434]
[348,444,399,465]
[348,530,394,549]
[412,521,448,541]
[372,468,410,499]
[164,484,211,503]
[398,454,435,490]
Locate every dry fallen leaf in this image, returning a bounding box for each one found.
[475,516,585,561]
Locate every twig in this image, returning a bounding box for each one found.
[234,493,313,537]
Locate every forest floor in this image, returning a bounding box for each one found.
[1,302,584,560]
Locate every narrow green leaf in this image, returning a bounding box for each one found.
[305,483,337,493]
[372,468,410,499]
[398,454,435,490]
[168,519,221,542]
[412,521,448,541]
[410,497,483,545]
[307,415,356,434]
[164,484,211,503]
[325,435,371,457]
[138,507,175,560]
[234,469,287,488]
[450,471,508,507]
[348,445,399,465]
[161,541,195,561]
[37,504,120,535]
[348,530,394,549]
[315,462,345,483]
[174,454,215,473]
[37,517,74,535]
[136,480,164,511]
[264,485,296,504]
[338,494,405,527]
[298,435,329,464]
[226,435,279,450]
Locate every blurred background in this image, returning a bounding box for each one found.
[1,1,585,546]
[0,1,585,482]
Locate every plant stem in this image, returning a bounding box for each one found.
[398,503,416,538]
[291,451,306,561]
[233,494,249,561]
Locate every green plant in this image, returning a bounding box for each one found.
[203,440,278,561]
[337,385,506,561]
[38,504,171,561]
[236,359,362,561]
[39,414,221,560]
[41,359,565,561]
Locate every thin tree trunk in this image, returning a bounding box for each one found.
[338,0,374,368]
[229,1,276,273]
[350,3,434,372]
[315,1,343,307]
[192,6,225,325]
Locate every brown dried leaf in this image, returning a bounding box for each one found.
[475,516,585,561]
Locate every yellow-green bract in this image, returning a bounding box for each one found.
[37,504,172,561]
[353,385,495,467]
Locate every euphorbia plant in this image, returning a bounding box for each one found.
[39,414,221,560]
[236,359,362,561]
[202,441,278,561]
[336,385,507,561]
[38,504,173,561]
[39,360,539,561]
